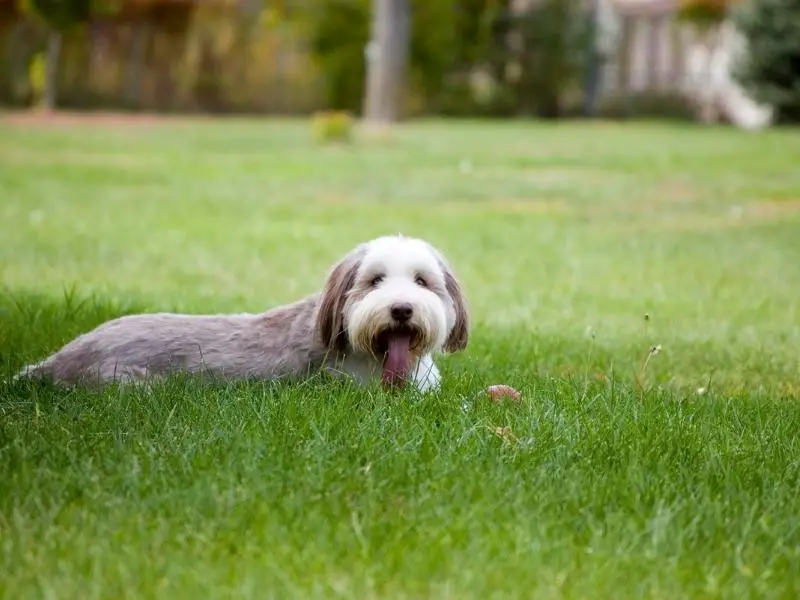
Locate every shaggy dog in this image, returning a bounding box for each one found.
[15,235,469,393]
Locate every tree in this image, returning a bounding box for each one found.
[363,0,411,123]
[18,0,112,110]
[732,0,800,123]
[676,0,732,27]
[307,0,370,112]
[510,0,590,118]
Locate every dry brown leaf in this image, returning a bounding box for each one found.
[486,384,522,403]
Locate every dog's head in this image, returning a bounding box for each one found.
[316,235,469,388]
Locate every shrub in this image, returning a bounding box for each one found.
[435,0,593,119]
[311,110,354,143]
[291,0,593,118]
[732,0,800,123]
[305,0,370,113]
[508,0,591,118]
[303,0,490,115]
[675,0,734,28]
[595,90,697,122]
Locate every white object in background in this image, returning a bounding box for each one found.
[683,20,774,131]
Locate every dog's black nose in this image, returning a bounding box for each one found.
[391,303,413,322]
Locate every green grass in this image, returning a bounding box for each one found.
[1,114,799,598]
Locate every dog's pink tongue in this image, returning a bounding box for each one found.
[381,331,413,389]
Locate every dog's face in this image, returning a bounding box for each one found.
[316,235,469,389]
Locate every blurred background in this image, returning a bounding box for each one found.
[1,0,794,126]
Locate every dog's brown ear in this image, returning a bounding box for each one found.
[425,241,470,353]
[442,265,470,353]
[316,245,366,351]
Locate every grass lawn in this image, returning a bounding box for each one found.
[1,113,799,598]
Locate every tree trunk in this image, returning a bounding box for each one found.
[363,0,410,123]
[5,20,28,103]
[43,29,62,111]
[582,0,600,116]
[126,20,149,108]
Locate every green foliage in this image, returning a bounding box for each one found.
[304,0,509,114]
[595,90,696,122]
[509,0,591,118]
[438,0,591,118]
[732,0,800,123]
[407,0,459,104]
[413,0,511,114]
[305,0,370,112]
[18,0,89,31]
[17,0,117,32]
[675,0,734,28]
[303,0,590,117]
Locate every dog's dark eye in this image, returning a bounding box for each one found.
[370,275,384,287]
[415,276,428,288]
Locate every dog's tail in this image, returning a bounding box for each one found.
[11,360,50,383]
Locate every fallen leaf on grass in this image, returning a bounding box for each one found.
[486,384,522,403]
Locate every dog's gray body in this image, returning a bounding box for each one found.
[19,295,328,386]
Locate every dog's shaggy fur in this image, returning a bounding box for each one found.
[15,235,469,393]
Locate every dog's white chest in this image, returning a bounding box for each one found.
[327,352,441,393]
